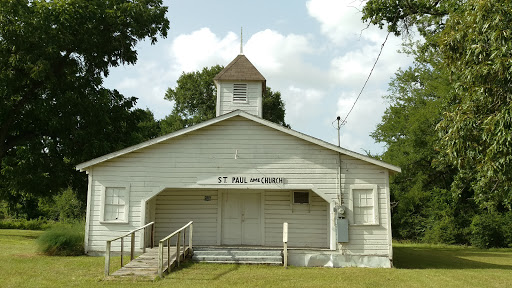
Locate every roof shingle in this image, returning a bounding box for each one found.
[214,54,266,81]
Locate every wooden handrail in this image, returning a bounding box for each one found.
[104,221,155,276]
[158,221,193,278]
[109,222,155,242]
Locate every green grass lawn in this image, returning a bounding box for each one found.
[2,229,512,288]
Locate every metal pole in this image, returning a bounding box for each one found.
[283,222,288,268]
[337,116,341,147]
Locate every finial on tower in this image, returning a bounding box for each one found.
[240,27,244,55]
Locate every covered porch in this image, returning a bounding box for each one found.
[144,187,333,249]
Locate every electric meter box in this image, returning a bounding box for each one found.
[337,218,349,243]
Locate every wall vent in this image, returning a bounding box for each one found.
[233,83,248,102]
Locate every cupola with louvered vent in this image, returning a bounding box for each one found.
[213,54,266,117]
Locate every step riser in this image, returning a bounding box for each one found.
[193,251,282,257]
[192,256,282,262]
[192,249,282,264]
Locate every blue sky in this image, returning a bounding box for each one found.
[103,0,413,154]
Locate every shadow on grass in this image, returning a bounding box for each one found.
[394,246,512,270]
[169,261,241,281]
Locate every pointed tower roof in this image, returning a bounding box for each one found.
[214,54,266,82]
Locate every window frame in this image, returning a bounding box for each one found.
[292,191,310,205]
[99,182,130,224]
[349,184,379,226]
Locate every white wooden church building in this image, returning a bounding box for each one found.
[77,53,400,268]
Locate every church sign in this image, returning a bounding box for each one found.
[197,175,285,185]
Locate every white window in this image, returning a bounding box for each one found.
[233,83,248,102]
[349,184,379,225]
[100,183,130,223]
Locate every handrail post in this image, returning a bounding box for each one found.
[158,241,164,278]
[142,226,146,254]
[183,228,186,257]
[283,222,288,268]
[167,239,171,272]
[130,232,135,261]
[189,223,193,254]
[120,237,124,267]
[151,223,155,248]
[105,240,111,276]
[176,231,181,267]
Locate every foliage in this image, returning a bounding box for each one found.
[364,0,512,247]
[164,65,224,131]
[0,0,168,218]
[436,0,512,209]
[0,217,53,230]
[370,56,464,241]
[37,221,85,256]
[162,65,289,134]
[262,87,290,128]
[469,211,512,249]
[361,0,456,38]
[38,188,84,222]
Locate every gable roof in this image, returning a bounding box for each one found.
[76,110,402,172]
[213,54,266,82]
[76,110,400,172]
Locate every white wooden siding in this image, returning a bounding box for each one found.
[264,190,328,248]
[85,116,390,256]
[154,189,218,245]
[218,82,262,117]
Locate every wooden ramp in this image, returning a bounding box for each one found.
[108,247,190,280]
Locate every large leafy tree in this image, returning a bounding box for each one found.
[161,65,289,134]
[364,0,512,209]
[372,51,475,242]
[363,0,512,246]
[0,0,169,217]
[436,0,512,209]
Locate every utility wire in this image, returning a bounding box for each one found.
[341,32,391,124]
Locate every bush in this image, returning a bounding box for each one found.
[38,188,84,222]
[37,221,85,256]
[470,212,507,249]
[423,215,459,244]
[0,218,53,230]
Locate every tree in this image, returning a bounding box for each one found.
[363,0,512,209]
[363,0,512,246]
[436,0,512,209]
[161,65,289,134]
[0,0,169,217]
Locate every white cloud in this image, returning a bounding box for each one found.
[283,85,325,127]
[245,29,314,73]
[336,90,387,153]
[307,0,382,45]
[170,28,239,74]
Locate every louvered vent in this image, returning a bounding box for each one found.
[233,83,248,102]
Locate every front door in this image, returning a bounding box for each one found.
[222,192,261,245]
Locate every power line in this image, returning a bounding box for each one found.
[341,32,391,124]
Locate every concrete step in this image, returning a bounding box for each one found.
[192,248,283,265]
